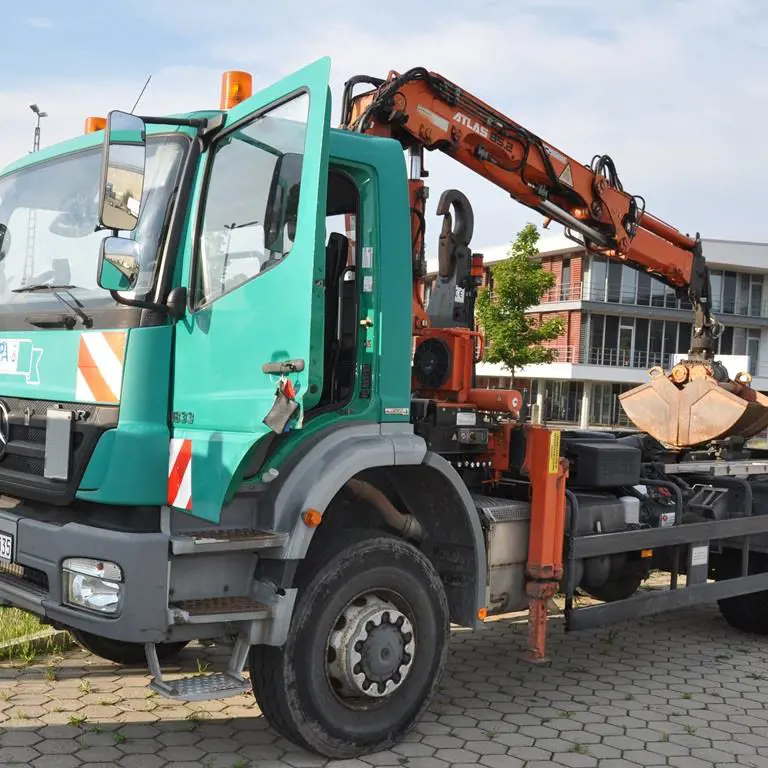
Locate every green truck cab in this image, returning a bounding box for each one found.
[0,58,486,756]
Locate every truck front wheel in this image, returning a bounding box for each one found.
[69,629,188,666]
[249,530,449,758]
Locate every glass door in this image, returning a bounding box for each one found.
[619,323,634,367]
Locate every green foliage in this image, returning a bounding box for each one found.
[475,223,565,380]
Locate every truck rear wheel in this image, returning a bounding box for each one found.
[715,553,768,635]
[718,590,768,634]
[249,530,449,758]
[69,629,188,666]
[584,575,644,603]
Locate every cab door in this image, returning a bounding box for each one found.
[170,58,332,522]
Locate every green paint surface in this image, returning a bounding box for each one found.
[0,59,418,519]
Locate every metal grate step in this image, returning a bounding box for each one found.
[149,672,250,701]
[169,596,270,624]
[171,528,287,555]
[146,630,253,703]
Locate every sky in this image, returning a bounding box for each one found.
[0,0,766,258]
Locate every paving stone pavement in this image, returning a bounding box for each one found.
[3,602,768,767]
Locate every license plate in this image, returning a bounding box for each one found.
[0,532,12,563]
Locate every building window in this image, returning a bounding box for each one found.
[751,275,764,316]
[606,260,622,303]
[748,329,760,375]
[589,255,607,301]
[591,383,635,427]
[584,314,752,370]
[586,254,764,318]
[543,381,583,423]
[637,271,651,306]
[738,273,750,314]
[722,271,737,314]
[561,258,571,301]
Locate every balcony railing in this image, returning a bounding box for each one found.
[538,345,685,371]
[540,282,584,303]
[524,344,768,381]
[538,281,768,317]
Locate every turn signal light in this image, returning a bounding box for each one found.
[303,508,322,528]
[220,70,253,110]
[84,116,106,134]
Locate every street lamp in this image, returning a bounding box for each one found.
[29,103,48,153]
[23,103,49,286]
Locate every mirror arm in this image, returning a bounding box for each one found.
[138,116,208,128]
[109,290,166,314]
[109,287,187,320]
[138,115,223,136]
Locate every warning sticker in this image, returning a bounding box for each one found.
[691,545,709,568]
[548,430,561,474]
[558,164,573,187]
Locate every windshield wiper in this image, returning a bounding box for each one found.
[13,284,92,328]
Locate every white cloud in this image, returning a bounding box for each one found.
[23,17,54,29]
[1,0,766,258]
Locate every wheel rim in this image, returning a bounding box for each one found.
[326,592,415,704]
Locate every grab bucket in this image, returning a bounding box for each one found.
[619,368,768,449]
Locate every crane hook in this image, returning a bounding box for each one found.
[436,189,474,245]
[435,189,474,279]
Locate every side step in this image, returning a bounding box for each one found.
[169,597,270,625]
[146,632,252,702]
[171,528,288,555]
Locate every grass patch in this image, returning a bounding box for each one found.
[0,608,71,662]
[0,608,44,645]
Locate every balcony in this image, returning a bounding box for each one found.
[540,345,674,369]
[539,282,584,303]
[527,344,768,385]
[537,281,768,318]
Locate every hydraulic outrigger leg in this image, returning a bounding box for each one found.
[523,425,569,664]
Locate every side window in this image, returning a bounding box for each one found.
[194,93,309,306]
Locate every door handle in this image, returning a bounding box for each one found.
[262,359,305,374]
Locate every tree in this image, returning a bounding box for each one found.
[475,223,566,382]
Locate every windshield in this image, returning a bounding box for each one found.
[0,135,186,324]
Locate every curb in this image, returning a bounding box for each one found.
[0,628,75,657]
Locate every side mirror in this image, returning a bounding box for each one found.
[97,237,140,291]
[98,111,147,232]
[263,152,303,253]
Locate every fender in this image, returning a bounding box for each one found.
[269,423,424,559]
[263,422,487,628]
[413,451,488,628]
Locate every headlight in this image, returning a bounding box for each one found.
[62,558,123,615]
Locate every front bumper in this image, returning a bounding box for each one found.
[0,500,171,643]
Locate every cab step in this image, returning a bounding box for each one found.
[146,632,252,702]
[171,528,287,555]
[169,596,270,625]
[148,672,250,701]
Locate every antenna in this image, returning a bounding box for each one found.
[130,75,152,114]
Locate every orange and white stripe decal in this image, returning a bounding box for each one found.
[76,331,127,404]
[168,438,192,510]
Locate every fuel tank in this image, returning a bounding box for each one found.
[619,361,768,449]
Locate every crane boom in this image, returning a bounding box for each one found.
[340,67,768,450]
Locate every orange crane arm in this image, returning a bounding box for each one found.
[340,68,716,358]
